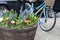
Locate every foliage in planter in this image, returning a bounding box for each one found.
[0,9,38,29]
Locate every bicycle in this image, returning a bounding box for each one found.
[20,1,56,32]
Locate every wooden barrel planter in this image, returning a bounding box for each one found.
[0,25,37,40]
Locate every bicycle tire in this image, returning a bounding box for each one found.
[0,5,9,10]
[39,8,56,32]
[20,2,32,14]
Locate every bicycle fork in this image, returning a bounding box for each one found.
[39,4,48,26]
[43,4,48,22]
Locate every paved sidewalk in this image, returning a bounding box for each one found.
[34,18,60,40]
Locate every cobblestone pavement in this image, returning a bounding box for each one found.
[34,18,60,40]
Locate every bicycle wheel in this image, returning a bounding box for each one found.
[0,5,9,16]
[20,2,32,14]
[0,5,9,10]
[39,7,56,32]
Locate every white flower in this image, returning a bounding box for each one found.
[0,17,4,22]
[11,21,15,24]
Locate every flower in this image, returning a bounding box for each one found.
[0,17,4,22]
[7,22,12,25]
[34,16,37,21]
[16,22,20,25]
[34,16,37,20]
[4,17,9,21]
[16,20,20,25]
[0,9,38,28]
[25,18,31,24]
[11,21,15,24]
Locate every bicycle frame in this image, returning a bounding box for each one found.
[28,2,48,20]
[21,2,48,20]
[20,1,56,31]
[35,2,48,22]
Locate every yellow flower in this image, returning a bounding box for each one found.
[25,19,31,24]
[16,20,20,25]
[30,20,31,22]
[4,17,9,21]
[34,16,37,20]
[16,22,20,25]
